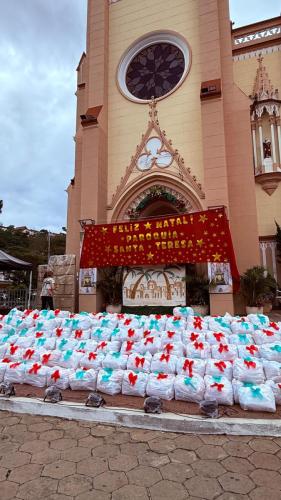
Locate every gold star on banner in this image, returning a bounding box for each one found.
[213,233,217,237]
[197,239,204,247]
[144,222,152,230]
[221,231,225,235]
[218,213,223,218]
[210,222,215,227]
[199,214,208,223]
[88,260,94,266]
[101,227,108,234]
[212,252,221,261]
[105,246,111,253]
[204,231,208,236]
[147,252,154,260]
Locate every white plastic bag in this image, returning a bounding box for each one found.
[102,352,128,370]
[47,366,70,389]
[206,359,233,381]
[208,317,231,334]
[165,317,186,332]
[233,358,265,384]
[263,360,281,379]
[97,368,123,395]
[24,363,49,387]
[96,340,120,354]
[138,336,162,355]
[57,350,83,370]
[260,343,281,362]
[211,343,237,361]
[40,350,62,367]
[238,384,276,412]
[120,328,143,342]
[266,380,281,405]
[120,340,140,356]
[4,361,26,384]
[173,306,194,318]
[79,351,105,370]
[15,336,34,349]
[161,330,182,344]
[122,370,148,397]
[33,337,56,351]
[182,331,205,344]
[127,352,152,373]
[186,316,208,332]
[206,332,228,345]
[204,375,234,405]
[175,374,205,402]
[7,344,23,361]
[253,329,280,345]
[69,368,97,391]
[0,362,7,382]
[71,329,91,341]
[146,372,175,400]
[185,341,210,359]
[151,352,177,374]
[22,348,41,362]
[176,357,206,377]
[229,334,253,345]
[52,327,72,339]
[231,321,254,335]
[162,342,184,357]
[238,344,260,359]
[247,313,269,329]
[91,327,112,342]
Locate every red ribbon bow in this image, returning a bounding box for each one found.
[244,360,256,369]
[126,341,134,352]
[155,314,162,320]
[194,341,203,350]
[135,356,145,368]
[183,359,194,377]
[10,345,19,355]
[88,352,97,361]
[51,369,60,382]
[35,331,44,338]
[190,333,199,342]
[211,382,224,392]
[98,341,107,350]
[2,357,11,363]
[42,353,51,364]
[54,309,60,316]
[218,343,229,353]
[128,329,135,338]
[143,330,151,338]
[33,313,39,319]
[194,317,203,330]
[164,343,174,354]
[124,319,132,326]
[269,322,279,331]
[160,354,170,362]
[278,384,281,390]
[56,328,63,337]
[29,363,41,374]
[246,345,258,355]
[214,361,226,372]
[128,372,138,386]
[10,362,21,369]
[214,333,224,341]
[167,331,175,339]
[24,349,35,360]
[144,337,154,345]
[262,329,274,336]
[75,329,83,339]
[157,373,168,380]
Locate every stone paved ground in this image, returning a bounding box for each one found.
[0,411,281,499]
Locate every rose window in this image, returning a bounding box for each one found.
[136,137,173,171]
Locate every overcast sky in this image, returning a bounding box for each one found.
[0,0,280,232]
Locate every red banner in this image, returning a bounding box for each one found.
[80,208,239,286]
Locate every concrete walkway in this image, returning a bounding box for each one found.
[0,411,281,499]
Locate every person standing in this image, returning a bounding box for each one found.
[40,271,55,310]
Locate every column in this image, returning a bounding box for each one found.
[277,117,281,168]
[270,242,278,282]
[260,242,267,268]
[258,119,264,168]
[270,116,277,165]
[251,122,258,172]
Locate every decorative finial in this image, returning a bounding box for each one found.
[148,96,158,122]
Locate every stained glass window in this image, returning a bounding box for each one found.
[126,43,185,100]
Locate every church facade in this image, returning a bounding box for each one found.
[66,0,281,313]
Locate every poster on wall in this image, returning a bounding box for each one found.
[79,268,97,295]
[123,265,186,306]
[208,262,232,293]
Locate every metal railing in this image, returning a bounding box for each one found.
[0,288,37,312]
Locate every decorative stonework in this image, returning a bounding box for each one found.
[108,99,204,211]
[234,25,281,47]
[250,56,280,118]
[233,44,281,61]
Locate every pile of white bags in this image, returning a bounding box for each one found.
[0,307,280,412]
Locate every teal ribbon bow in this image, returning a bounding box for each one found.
[64,350,73,361]
[101,319,109,327]
[111,328,120,337]
[184,377,196,390]
[37,337,46,346]
[257,314,267,325]
[112,352,121,358]
[75,370,86,379]
[58,339,68,350]
[78,342,86,349]
[101,368,113,382]
[238,334,249,344]
[250,387,263,399]
[37,321,44,329]
[270,345,281,353]
[19,328,28,337]
[241,321,249,330]
[212,376,222,383]
[94,328,103,338]
[72,320,79,329]
[65,319,73,328]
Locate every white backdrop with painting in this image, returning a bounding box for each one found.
[79,268,97,294]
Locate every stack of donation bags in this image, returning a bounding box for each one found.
[0,306,281,412]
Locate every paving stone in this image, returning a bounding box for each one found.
[249,438,279,454]
[127,465,161,487]
[42,460,75,479]
[109,454,138,472]
[63,426,89,440]
[46,495,74,500]
[228,436,251,443]
[91,425,115,437]
[174,435,202,450]
[197,444,228,460]
[39,430,64,441]
[120,442,149,456]
[17,477,58,500]
[148,439,176,454]
[0,416,20,426]
[104,432,131,445]
[191,459,226,478]
[20,439,49,454]
[223,441,253,458]
[8,464,42,484]
[4,424,27,434]
[150,479,188,500]
[0,480,19,499]
[27,422,53,433]
[218,472,255,494]
[0,442,20,457]
[55,420,79,431]
[200,435,229,445]
[50,438,77,451]
[93,444,120,458]
[9,431,38,445]
[112,485,149,500]
[250,469,281,489]
[160,462,194,482]
[93,470,128,493]
[58,474,92,496]
[221,456,254,474]
[217,494,248,499]
[130,429,162,442]
[19,415,42,426]
[184,476,222,499]
[30,448,61,465]
[0,467,8,481]
[169,449,197,465]
[249,451,281,470]
[77,457,108,477]
[76,491,110,500]
[0,451,30,469]
[138,452,170,468]
[250,486,281,500]
[78,436,104,449]
[60,446,91,463]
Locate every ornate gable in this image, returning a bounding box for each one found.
[108,100,205,210]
